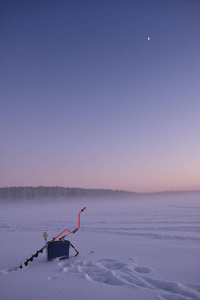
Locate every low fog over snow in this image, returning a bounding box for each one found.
[1,192,200,300]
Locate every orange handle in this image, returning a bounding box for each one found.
[53,207,86,241]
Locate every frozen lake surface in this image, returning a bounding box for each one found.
[1,194,200,300]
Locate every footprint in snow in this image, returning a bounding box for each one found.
[87,250,100,255]
[57,258,200,299]
[47,275,58,280]
[145,277,200,300]
[57,258,153,288]
[133,266,152,274]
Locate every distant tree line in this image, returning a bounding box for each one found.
[1,186,199,203]
[0,186,136,202]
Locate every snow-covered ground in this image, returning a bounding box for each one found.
[1,194,200,300]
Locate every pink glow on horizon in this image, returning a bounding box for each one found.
[1,1,200,192]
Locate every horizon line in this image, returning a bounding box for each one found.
[0,185,200,195]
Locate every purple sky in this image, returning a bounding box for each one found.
[1,0,200,192]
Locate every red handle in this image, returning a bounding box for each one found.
[53,207,86,241]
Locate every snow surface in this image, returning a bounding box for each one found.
[1,194,200,300]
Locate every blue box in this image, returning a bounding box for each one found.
[47,241,70,261]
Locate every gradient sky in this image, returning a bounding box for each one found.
[1,0,200,192]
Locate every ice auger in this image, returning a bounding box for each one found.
[19,207,86,269]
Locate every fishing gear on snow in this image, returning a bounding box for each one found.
[19,207,86,269]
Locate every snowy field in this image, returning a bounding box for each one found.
[0,194,200,300]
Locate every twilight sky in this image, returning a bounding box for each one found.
[1,0,200,192]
